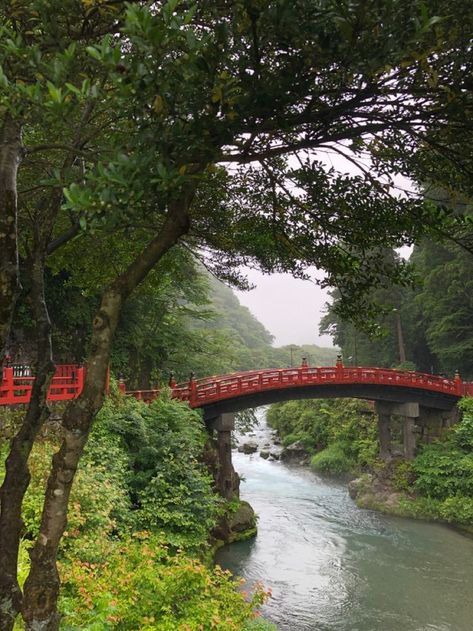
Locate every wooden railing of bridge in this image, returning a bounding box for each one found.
[166,365,473,407]
[3,362,472,407]
[0,364,85,405]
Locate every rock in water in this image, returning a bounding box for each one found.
[238,441,258,454]
[280,440,308,461]
[229,500,256,533]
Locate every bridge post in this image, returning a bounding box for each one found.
[375,401,420,460]
[206,413,238,500]
[374,402,392,460]
[403,415,417,460]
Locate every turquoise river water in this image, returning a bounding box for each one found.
[215,414,473,631]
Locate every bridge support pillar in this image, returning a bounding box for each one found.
[206,413,238,500]
[375,401,419,460]
[375,409,392,460]
[403,415,417,460]
[416,407,459,443]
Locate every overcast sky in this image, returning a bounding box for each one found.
[231,146,417,350]
[235,268,334,348]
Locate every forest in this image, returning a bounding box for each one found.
[321,239,473,379]
[1,0,473,629]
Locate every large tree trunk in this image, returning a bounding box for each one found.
[0,249,56,631]
[21,198,191,630]
[0,115,22,366]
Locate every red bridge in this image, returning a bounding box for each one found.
[2,361,472,413]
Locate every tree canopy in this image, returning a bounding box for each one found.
[2,1,473,628]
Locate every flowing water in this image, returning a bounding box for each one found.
[215,412,473,631]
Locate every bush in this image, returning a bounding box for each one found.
[438,495,473,523]
[391,460,415,492]
[2,394,267,629]
[413,443,473,500]
[454,398,473,451]
[310,442,354,476]
[59,533,270,630]
[269,398,377,472]
[94,395,222,551]
[281,432,312,448]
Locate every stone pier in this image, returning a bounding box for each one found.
[375,401,420,460]
[205,412,238,500]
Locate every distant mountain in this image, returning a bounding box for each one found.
[203,277,338,373]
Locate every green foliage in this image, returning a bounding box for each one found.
[413,444,473,499]
[282,433,304,448]
[58,533,270,630]
[242,619,278,631]
[400,494,473,525]
[321,237,473,379]
[15,432,131,555]
[391,398,473,526]
[2,394,269,628]
[391,461,415,492]
[310,442,355,476]
[454,398,473,451]
[94,394,222,551]
[268,398,378,473]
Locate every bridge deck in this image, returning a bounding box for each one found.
[171,366,469,409]
[1,363,472,408]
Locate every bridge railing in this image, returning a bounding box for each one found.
[1,363,472,408]
[0,364,85,405]
[171,366,466,407]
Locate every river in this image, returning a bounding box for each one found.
[215,412,473,631]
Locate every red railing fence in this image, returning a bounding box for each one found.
[2,362,473,408]
[0,364,85,406]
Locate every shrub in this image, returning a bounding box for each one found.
[310,442,354,476]
[438,495,473,523]
[94,395,222,551]
[268,398,377,471]
[391,460,415,492]
[413,443,473,500]
[282,433,302,447]
[59,534,270,631]
[454,398,473,451]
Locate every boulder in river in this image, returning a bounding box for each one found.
[212,500,257,546]
[228,500,257,534]
[260,450,270,459]
[280,440,308,462]
[269,450,281,460]
[238,441,258,454]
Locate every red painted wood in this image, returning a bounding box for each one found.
[0,364,85,405]
[128,366,473,408]
[2,364,473,408]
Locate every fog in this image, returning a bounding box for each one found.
[236,268,334,348]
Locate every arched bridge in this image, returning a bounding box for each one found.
[169,364,471,418]
[2,361,473,500]
[2,361,472,412]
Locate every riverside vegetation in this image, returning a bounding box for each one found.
[267,397,473,532]
[2,0,473,626]
[0,389,276,630]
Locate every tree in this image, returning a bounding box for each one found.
[2,1,473,628]
[410,240,473,377]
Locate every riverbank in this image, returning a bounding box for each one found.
[266,396,473,534]
[218,422,473,631]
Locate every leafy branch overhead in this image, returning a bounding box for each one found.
[4,1,468,299]
[2,1,473,628]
